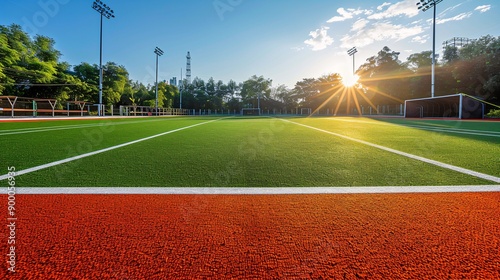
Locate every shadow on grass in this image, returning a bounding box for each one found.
[370,117,500,144]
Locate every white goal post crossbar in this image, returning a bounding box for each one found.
[241,108,261,116]
[404,93,484,119]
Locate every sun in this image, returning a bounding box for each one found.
[342,74,359,87]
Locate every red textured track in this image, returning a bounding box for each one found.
[1,193,500,279]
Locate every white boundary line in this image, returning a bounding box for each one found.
[404,124,500,135]
[0,115,179,122]
[384,123,500,137]
[0,118,223,181]
[328,118,500,137]
[10,185,500,194]
[281,119,500,184]
[0,118,170,136]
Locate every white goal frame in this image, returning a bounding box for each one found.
[404,93,484,119]
[300,108,312,115]
[241,108,261,116]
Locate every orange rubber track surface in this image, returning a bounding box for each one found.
[1,193,499,279]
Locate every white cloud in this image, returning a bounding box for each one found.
[304,26,334,51]
[327,8,372,23]
[351,19,369,31]
[377,2,392,11]
[368,0,419,20]
[306,0,478,51]
[327,8,352,22]
[411,35,428,44]
[436,12,472,24]
[475,5,491,13]
[340,22,424,48]
[439,3,463,16]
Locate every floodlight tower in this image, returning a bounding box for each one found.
[154,47,164,116]
[417,0,444,98]
[180,68,183,109]
[92,0,115,116]
[186,52,192,84]
[347,47,358,75]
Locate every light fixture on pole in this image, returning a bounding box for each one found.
[92,0,114,116]
[347,47,358,75]
[417,0,444,98]
[154,47,164,116]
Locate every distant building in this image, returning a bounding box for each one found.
[170,77,177,87]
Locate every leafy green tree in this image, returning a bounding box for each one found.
[0,24,60,96]
[316,74,343,108]
[450,35,500,102]
[292,78,318,106]
[405,51,432,98]
[226,79,240,98]
[73,62,99,102]
[442,46,459,64]
[205,77,217,109]
[148,81,178,108]
[26,62,83,104]
[214,79,227,109]
[102,62,129,106]
[240,75,272,108]
[192,77,208,109]
[358,46,411,102]
[226,97,241,112]
[0,33,18,94]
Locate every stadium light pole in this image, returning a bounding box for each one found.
[417,0,444,98]
[347,47,357,75]
[92,0,114,116]
[154,47,164,116]
[179,68,183,110]
[257,92,261,115]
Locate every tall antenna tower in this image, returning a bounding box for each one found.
[186,51,191,84]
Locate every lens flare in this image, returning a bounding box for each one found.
[342,74,359,87]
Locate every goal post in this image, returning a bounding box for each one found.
[404,93,484,119]
[300,108,312,115]
[241,108,261,116]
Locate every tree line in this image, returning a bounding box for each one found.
[1,24,499,113]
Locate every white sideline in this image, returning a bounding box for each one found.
[282,119,500,184]
[10,185,500,194]
[0,118,223,181]
[0,118,168,136]
[328,118,500,137]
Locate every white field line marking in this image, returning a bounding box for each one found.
[0,118,171,136]
[327,118,500,137]
[402,124,500,137]
[11,185,500,194]
[282,119,500,184]
[0,115,148,122]
[404,123,500,134]
[0,118,223,181]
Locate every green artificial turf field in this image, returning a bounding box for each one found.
[1,116,499,187]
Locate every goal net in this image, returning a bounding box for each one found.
[241,108,260,116]
[404,94,484,119]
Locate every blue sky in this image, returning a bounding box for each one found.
[1,0,499,88]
